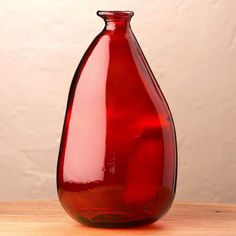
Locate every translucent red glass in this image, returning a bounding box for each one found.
[57,11,177,228]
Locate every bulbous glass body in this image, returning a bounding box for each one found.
[57,11,177,228]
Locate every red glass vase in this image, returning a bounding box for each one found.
[57,10,177,228]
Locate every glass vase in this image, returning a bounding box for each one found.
[57,10,177,228]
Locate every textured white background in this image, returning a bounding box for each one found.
[0,0,236,203]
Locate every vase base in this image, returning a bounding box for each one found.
[76,214,158,228]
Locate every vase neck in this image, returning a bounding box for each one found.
[97,10,133,32]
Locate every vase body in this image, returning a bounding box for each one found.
[57,11,177,228]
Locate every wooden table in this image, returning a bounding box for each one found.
[0,200,235,235]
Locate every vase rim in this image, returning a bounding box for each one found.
[97,10,134,18]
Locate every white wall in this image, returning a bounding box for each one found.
[0,0,236,203]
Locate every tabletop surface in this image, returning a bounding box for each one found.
[0,200,235,236]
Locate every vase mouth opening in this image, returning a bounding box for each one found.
[97,10,134,22]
